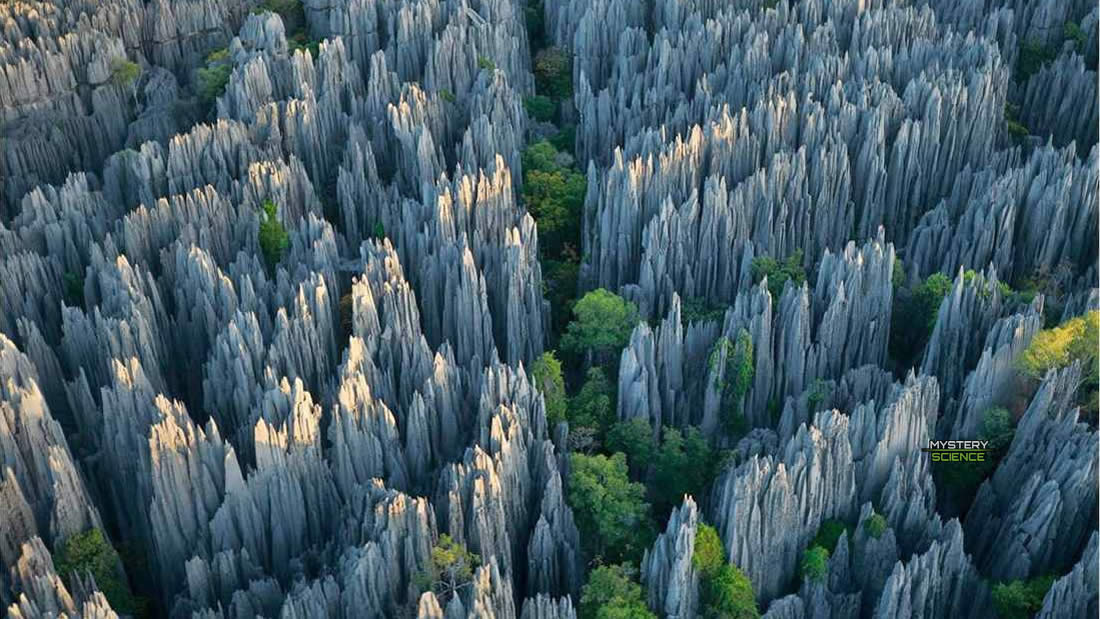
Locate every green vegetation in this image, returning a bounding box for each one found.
[864,511,887,539]
[751,250,805,299]
[605,418,654,477]
[532,351,568,427]
[109,57,140,104]
[561,289,641,363]
[570,367,616,437]
[579,563,656,619]
[477,56,496,71]
[525,0,546,51]
[693,524,760,618]
[415,534,480,604]
[892,259,906,289]
[54,529,140,614]
[935,407,1016,512]
[709,330,755,436]
[800,546,829,583]
[889,272,952,365]
[567,452,653,563]
[991,575,1056,619]
[439,88,456,103]
[681,297,728,325]
[258,199,290,271]
[806,379,832,411]
[650,426,716,518]
[810,519,849,554]
[254,0,305,31]
[524,95,556,122]
[1004,103,1030,142]
[197,48,232,105]
[1018,311,1098,421]
[522,140,586,257]
[534,47,573,98]
[1016,39,1057,81]
[548,124,576,154]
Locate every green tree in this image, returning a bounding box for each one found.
[650,426,715,517]
[524,95,556,122]
[605,418,654,478]
[693,524,726,578]
[703,564,760,619]
[477,56,496,71]
[800,546,829,582]
[532,351,568,427]
[415,534,481,604]
[751,250,805,299]
[534,47,573,98]
[579,563,656,619]
[991,575,1056,619]
[568,453,653,563]
[54,529,139,614]
[570,367,616,435]
[258,199,290,271]
[1018,311,1098,421]
[197,50,233,105]
[889,272,952,364]
[561,289,641,363]
[522,141,586,257]
[936,407,1017,513]
[693,525,759,618]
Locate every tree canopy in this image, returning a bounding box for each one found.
[579,563,655,619]
[751,250,805,299]
[693,525,759,619]
[605,418,654,478]
[567,452,653,563]
[54,529,139,615]
[561,289,641,362]
[650,426,715,517]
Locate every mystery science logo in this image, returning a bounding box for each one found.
[921,440,992,462]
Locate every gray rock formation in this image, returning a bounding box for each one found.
[640,497,699,619]
[1036,531,1099,619]
[964,363,1099,581]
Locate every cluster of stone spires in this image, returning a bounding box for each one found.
[0,0,1097,618]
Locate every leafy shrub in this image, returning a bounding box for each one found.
[751,250,805,299]
[196,62,232,104]
[109,58,140,89]
[54,529,139,614]
[579,563,655,619]
[800,546,829,582]
[414,535,480,603]
[864,512,887,539]
[693,524,726,578]
[258,199,290,271]
[522,142,586,256]
[438,88,456,103]
[63,271,84,307]
[477,56,496,71]
[531,351,567,427]
[991,575,1056,619]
